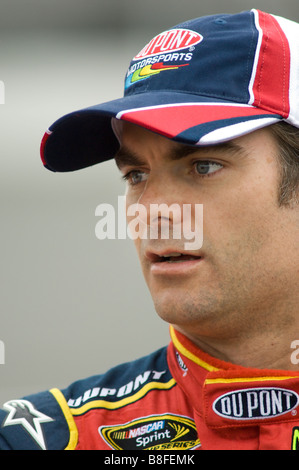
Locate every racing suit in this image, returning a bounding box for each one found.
[1,326,299,450]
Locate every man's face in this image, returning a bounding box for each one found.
[115,122,299,339]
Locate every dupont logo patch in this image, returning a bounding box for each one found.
[133,28,203,60]
[213,387,299,420]
[125,28,202,90]
[99,414,200,450]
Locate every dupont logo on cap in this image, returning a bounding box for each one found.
[133,29,203,61]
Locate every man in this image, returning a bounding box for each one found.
[1,9,298,450]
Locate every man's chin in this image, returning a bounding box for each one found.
[153,296,202,327]
[151,288,228,334]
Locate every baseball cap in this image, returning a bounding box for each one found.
[40,9,299,172]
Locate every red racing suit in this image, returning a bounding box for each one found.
[1,326,299,450]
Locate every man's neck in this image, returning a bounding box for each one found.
[174,324,299,371]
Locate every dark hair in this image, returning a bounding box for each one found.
[269,121,299,206]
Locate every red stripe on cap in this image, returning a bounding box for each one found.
[119,104,276,138]
[251,10,291,118]
[40,130,52,165]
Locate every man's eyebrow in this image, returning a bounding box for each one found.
[114,140,248,169]
[169,141,249,160]
[114,146,146,170]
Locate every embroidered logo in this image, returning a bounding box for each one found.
[99,414,200,450]
[2,399,54,449]
[213,387,299,420]
[175,351,188,376]
[292,427,299,450]
[125,28,203,90]
[133,29,203,60]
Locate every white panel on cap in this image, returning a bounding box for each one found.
[248,9,263,106]
[196,117,281,145]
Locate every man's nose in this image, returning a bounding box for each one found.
[128,176,184,238]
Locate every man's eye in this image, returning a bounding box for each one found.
[194,160,223,176]
[122,170,147,185]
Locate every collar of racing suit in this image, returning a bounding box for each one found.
[168,326,299,450]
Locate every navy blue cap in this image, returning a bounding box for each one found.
[41,9,299,172]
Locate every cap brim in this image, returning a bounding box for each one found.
[41,91,282,172]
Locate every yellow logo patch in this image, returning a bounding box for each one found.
[99,414,200,450]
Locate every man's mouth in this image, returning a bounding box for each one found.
[145,248,203,276]
[145,250,202,265]
[157,253,202,263]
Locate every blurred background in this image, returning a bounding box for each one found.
[0,0,298,405]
